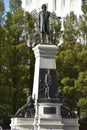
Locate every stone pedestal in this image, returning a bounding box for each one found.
[32,44,58,102]
[32,44,79,130]
[10,118,34,130]
[34,99,63,130]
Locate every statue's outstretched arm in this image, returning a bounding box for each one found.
[50,12,61,20]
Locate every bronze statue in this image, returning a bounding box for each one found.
[38,4,61,44]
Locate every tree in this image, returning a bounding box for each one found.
[9,0,21,13]
[4,9,31,114]
[78,0,87,45]
[56,12,79,83]
[0,8,36,120]
[81,0,87,17]
[75,71,87,117]
[56,12,87,116]
[0,1,12,126]
[0,0,5,25]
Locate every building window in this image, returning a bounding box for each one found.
[62,0,65,6]
[54,0,57,10]
[26,0,28,5]
[28,0,32,4]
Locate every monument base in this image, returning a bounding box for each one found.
[10,44,79,130]
[10,117,34,130]
[33,99,79,130]
[10,99,79,130]
[10,115,79,130]
[34,118,79,130]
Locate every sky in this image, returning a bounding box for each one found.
[4,0,10,12]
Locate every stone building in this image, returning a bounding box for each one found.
[21,0,82,17]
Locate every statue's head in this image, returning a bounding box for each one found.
[41,4,47,10]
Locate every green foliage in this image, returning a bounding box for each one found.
[81,0,87,16]
[9,0,21,13]
[0,0,4,15]
[0,0,5,25]
[78,16,87,44]
[75,71,87,114]
[56,11,87,117]
[0,8,36,118]
[61,77,74,86]
[80,0,87,45]
[77,98,87,117]
[63,12,78,43]
[50,14,61,45]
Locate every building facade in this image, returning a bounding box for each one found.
[22,0,82,17]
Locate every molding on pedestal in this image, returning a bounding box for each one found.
[33,44,58,58]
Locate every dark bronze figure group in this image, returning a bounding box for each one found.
[14,92,35,118]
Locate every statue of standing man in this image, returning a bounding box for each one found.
[38,4,61,44]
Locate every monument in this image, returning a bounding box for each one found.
[10,4,79,130]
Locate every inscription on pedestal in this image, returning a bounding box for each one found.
[44,107,56,114]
